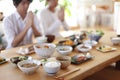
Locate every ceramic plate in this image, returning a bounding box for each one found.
[71,53,93,64]
[96,45,117,52]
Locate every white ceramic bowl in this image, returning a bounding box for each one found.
[111,37,120,45]
[84,40,98,46]
[34,43,55,58]
[17,60,40,74]
[43,61,61,75]
[76,44,92,53]
[56,46,73,55]
[36,36,47,43]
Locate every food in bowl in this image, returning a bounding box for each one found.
[21,63,37,68]
[84,40,98,46]
[58,40,74,46]
[43,61,61,75]
[56,46,72,55]
[76,44,92,53]
[111,37,120,45]
[17,60,40,74]
[36,45,49,49]
[57,40,79,49]
[40,57,57,65]
[34,43,55,58]
[10,56,32,65]
[56,56,71,69]
[59,47,69,51]
[87,30,104,42]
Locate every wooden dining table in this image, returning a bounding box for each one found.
[0,26,120,80]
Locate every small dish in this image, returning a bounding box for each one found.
[56,46,73,55]
[17,46,34,55]
[0,57,7,65]
[111,37,120,45]
[71,53,93,64]
[58,40,74,45]
[57,40,75,47]
[88,34,102,42]
[76,44,92,53]
[10,56,32,65]
[84,40,98,46]
[96,45,117,52]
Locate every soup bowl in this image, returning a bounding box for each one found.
[17,60,40,74]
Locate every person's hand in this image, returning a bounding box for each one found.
[25,11,34,29]
[58,7,65,22]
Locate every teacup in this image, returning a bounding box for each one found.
[36,36,47,43]
[46,35,55,43]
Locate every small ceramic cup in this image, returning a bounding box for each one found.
[36,36,47,43]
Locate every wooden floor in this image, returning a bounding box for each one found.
[84,64,120,80]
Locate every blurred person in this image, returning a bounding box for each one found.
[3,0,42,49]
[37,0,69,38]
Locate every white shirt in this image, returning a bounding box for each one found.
[3,11,41,49]
[114,2,120,35]
[37,8,69,37]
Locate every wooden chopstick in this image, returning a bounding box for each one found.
[56,67,80,78]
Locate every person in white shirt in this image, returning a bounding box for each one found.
[37,0,69,38]
[3,0,42,49]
